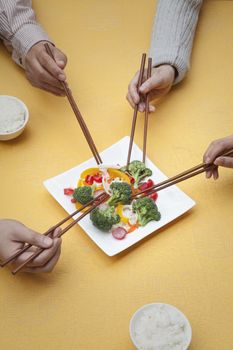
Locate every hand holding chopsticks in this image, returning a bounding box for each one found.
[44,43,102,165]
[0,192,108,275]
[0,220,62,274]
[203,134,233,179]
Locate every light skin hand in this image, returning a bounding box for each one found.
[203,135,233,179]
[0,219,62,273]
[127,64,175,112]
[24,41,67,96]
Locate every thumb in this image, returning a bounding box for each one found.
[16,225,53,248]
[139,75,162,95]
[214,156,233,169]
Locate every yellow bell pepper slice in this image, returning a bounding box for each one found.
[107,169,131,184]
[115,204,129,224]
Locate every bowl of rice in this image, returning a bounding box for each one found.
[130,303,192,350]
[0,95,29,141]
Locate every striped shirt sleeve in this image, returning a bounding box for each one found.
[0,0,53,67]
[149,0,203,84]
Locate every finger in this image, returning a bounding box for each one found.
[36,68,65,90]
[205,169,213,179]
[11,224,53,249]
[128,72,140,104]
[139,99,156,113]
[51,227,62,238]
[25,65,66,95]
[23,245,61,273]
[126,92,136,109]
[214,156,233,169]
[12,237,61,268]
[38,51,66,81]
[23,238,62,268]
[36,81,66,96]
[52,47,67,70]
[138,102,145,113]
[212,167,219,180]
[149,104,156,113]
[139,75,163,95]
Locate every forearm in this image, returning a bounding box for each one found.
[0,0,53,67]
[149,0,203,84]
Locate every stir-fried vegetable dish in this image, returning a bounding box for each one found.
[63,160,161,240]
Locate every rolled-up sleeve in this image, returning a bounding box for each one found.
[0,0,53,67]
[149,0,203,84]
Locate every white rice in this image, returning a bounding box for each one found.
[133,304,189,350]
[0,96,25,134]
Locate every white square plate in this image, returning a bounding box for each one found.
[44,137,195,256]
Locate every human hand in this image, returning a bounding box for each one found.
[0,219,62,273]
[24,41,67,96]
[203,135,233,179]
[127,64,176,112]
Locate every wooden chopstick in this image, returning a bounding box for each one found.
[44,44,102,165]
[11,193,109,275]
[0,192,107,269]
[133,149,233,199]
[143,57,152,163]
[127,53,146,166]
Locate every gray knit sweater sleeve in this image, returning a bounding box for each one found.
[149,0,203,84]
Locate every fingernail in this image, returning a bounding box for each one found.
[58,60,65,66]
[205,157,211,163]
[43,236,53,246]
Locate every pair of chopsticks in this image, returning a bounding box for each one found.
[2,149,232,275]
[127,53,152,165]
[44,44,102,165]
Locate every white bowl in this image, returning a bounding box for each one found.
[130,303,192,350]
[0,95,29,141]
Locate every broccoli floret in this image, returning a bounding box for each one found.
[121,160,152,187]
[132,197,161,226]
[73,185,94,205]
[90,206,120,231]
[107,182,132,206]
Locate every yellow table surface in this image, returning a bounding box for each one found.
[0,1,233,349]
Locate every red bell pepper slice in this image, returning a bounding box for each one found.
[149,192,158,201]
[85,175,94,185]
[64,188,74,195]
